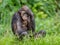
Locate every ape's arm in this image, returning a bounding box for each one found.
[26,9,35,32]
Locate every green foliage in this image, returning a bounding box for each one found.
[31,0,57,18]
[0,0,57,20]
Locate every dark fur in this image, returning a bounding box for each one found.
[11,5,35,39]
[34,30,46,38]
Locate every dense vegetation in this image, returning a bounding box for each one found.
[0,0,60,45]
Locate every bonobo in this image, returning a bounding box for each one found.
[34,30,46,38]
[11,5,35,39]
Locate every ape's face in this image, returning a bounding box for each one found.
[21,11,28,21]
[20,11,31,25]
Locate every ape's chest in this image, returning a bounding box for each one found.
[22,18,31,30]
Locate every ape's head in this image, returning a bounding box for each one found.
[19,5,30,21]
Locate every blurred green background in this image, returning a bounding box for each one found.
[0,0,60,45]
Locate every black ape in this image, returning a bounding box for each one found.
[11,5,35,39]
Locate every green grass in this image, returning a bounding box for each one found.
[0,15,60,45]
[0,32,60,45]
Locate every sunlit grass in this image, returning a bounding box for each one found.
[0,32,60,45]
[0,15,60,45]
